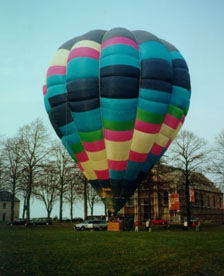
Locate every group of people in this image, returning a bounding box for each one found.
[134,218,201,232]
[134,219,152,232]
[183,219,201,231]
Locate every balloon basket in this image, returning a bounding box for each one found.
[107,222,123,231]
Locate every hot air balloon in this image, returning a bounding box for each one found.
[43,28,191,214]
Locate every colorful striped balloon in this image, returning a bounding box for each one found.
[43,28,191,213]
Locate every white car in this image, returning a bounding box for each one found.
[74,219,107,231]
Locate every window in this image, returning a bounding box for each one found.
[127,198,134,206]
[3,203,6,209]
[213,196,216,208]
[220,197,223,208]
[163,191,168,205]
[200,194,204,206]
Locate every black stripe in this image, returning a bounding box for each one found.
[100,76,139,98]
[141,79,172,93]
[141,58,173,81]
[67,78,99,101]
[100,65,140,78]
[50,103,73,127]
[48,93,67,108]
[69,98,100,112]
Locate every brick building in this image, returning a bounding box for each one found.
[0,191,20,222]
[120,165,224,224]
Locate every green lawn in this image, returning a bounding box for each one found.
[0,223,224,276]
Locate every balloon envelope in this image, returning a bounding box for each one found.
[43,28,191,213]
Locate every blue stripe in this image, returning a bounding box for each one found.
[109,170,126,180]
[47,75,66,87]
[138,98,168,114]
[100,55,140,68]
[72,108,102,131]
[61,139,75,157]
[47,83,67,98]
[59,121,77,136]
[139,41,171,62]
[101,44,139,59]
[170,86,191,110]
[124,161,142,180]
[62,132,81,146]
[170,51,184,60]
[101,44,140,68]
[44,96,52,112]
[101,98,137,121]
[139,88,171,104]
[67,58,99,81]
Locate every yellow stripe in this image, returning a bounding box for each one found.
[156,133,170,147]
[87,150,107,161]
[72,40,101,51]
[80,161,97,180]
[105,140,131,160]
[50,49,69,66]
[86,150,108,170]
[92,159,108,171]
[160,122,182,141]
[131,130,155,153]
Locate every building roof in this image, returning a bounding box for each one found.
[0,191,20,202]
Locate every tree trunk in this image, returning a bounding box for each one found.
[10,180,16,221]
[59,191,63,221]
[84,180,87,220]
[70,200,73,220]
[185,173,191,225]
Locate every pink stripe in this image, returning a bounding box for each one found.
[129,150,148,162]
[135,119,161,134]
[164,114,180,129]
[166,139,172,149]
[101,37,138,50]
[78,162,84,172]
[95,169,110,179]
[42,85,47,95]
[47,66,66,77]
[75,151,89,162]
[82,140,105,152]
[108,160,128,171]
[150,143,164,156]
[68,47,100,62]
[181,115,185,124]
[103,129,133,142]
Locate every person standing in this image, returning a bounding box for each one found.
[196,220,201,231]
[135,221,139,232]
[146,219,151,232]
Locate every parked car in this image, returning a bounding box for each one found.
[72,217,83,222]
[7,218,26,226]
[30,217,52,225]
[74,219,107,231]
[151,218,167,225]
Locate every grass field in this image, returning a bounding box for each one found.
[0,223,224,276]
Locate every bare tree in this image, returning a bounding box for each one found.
[52,142,75,221]
[1,137,24,220]
[33,161,59,218]
[165,130,208,224]
[87,183,101,217]
[18,118,49,225]
[212,130,224,192]
[64,164,83,220]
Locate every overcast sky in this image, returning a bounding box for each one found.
[1,0,224,217]
[1,0,224,144]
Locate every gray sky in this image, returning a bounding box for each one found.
[1,0,224,217]
[1,0,224,143]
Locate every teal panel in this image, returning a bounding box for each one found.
[139,41,171,62]
[67,58,99,81]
